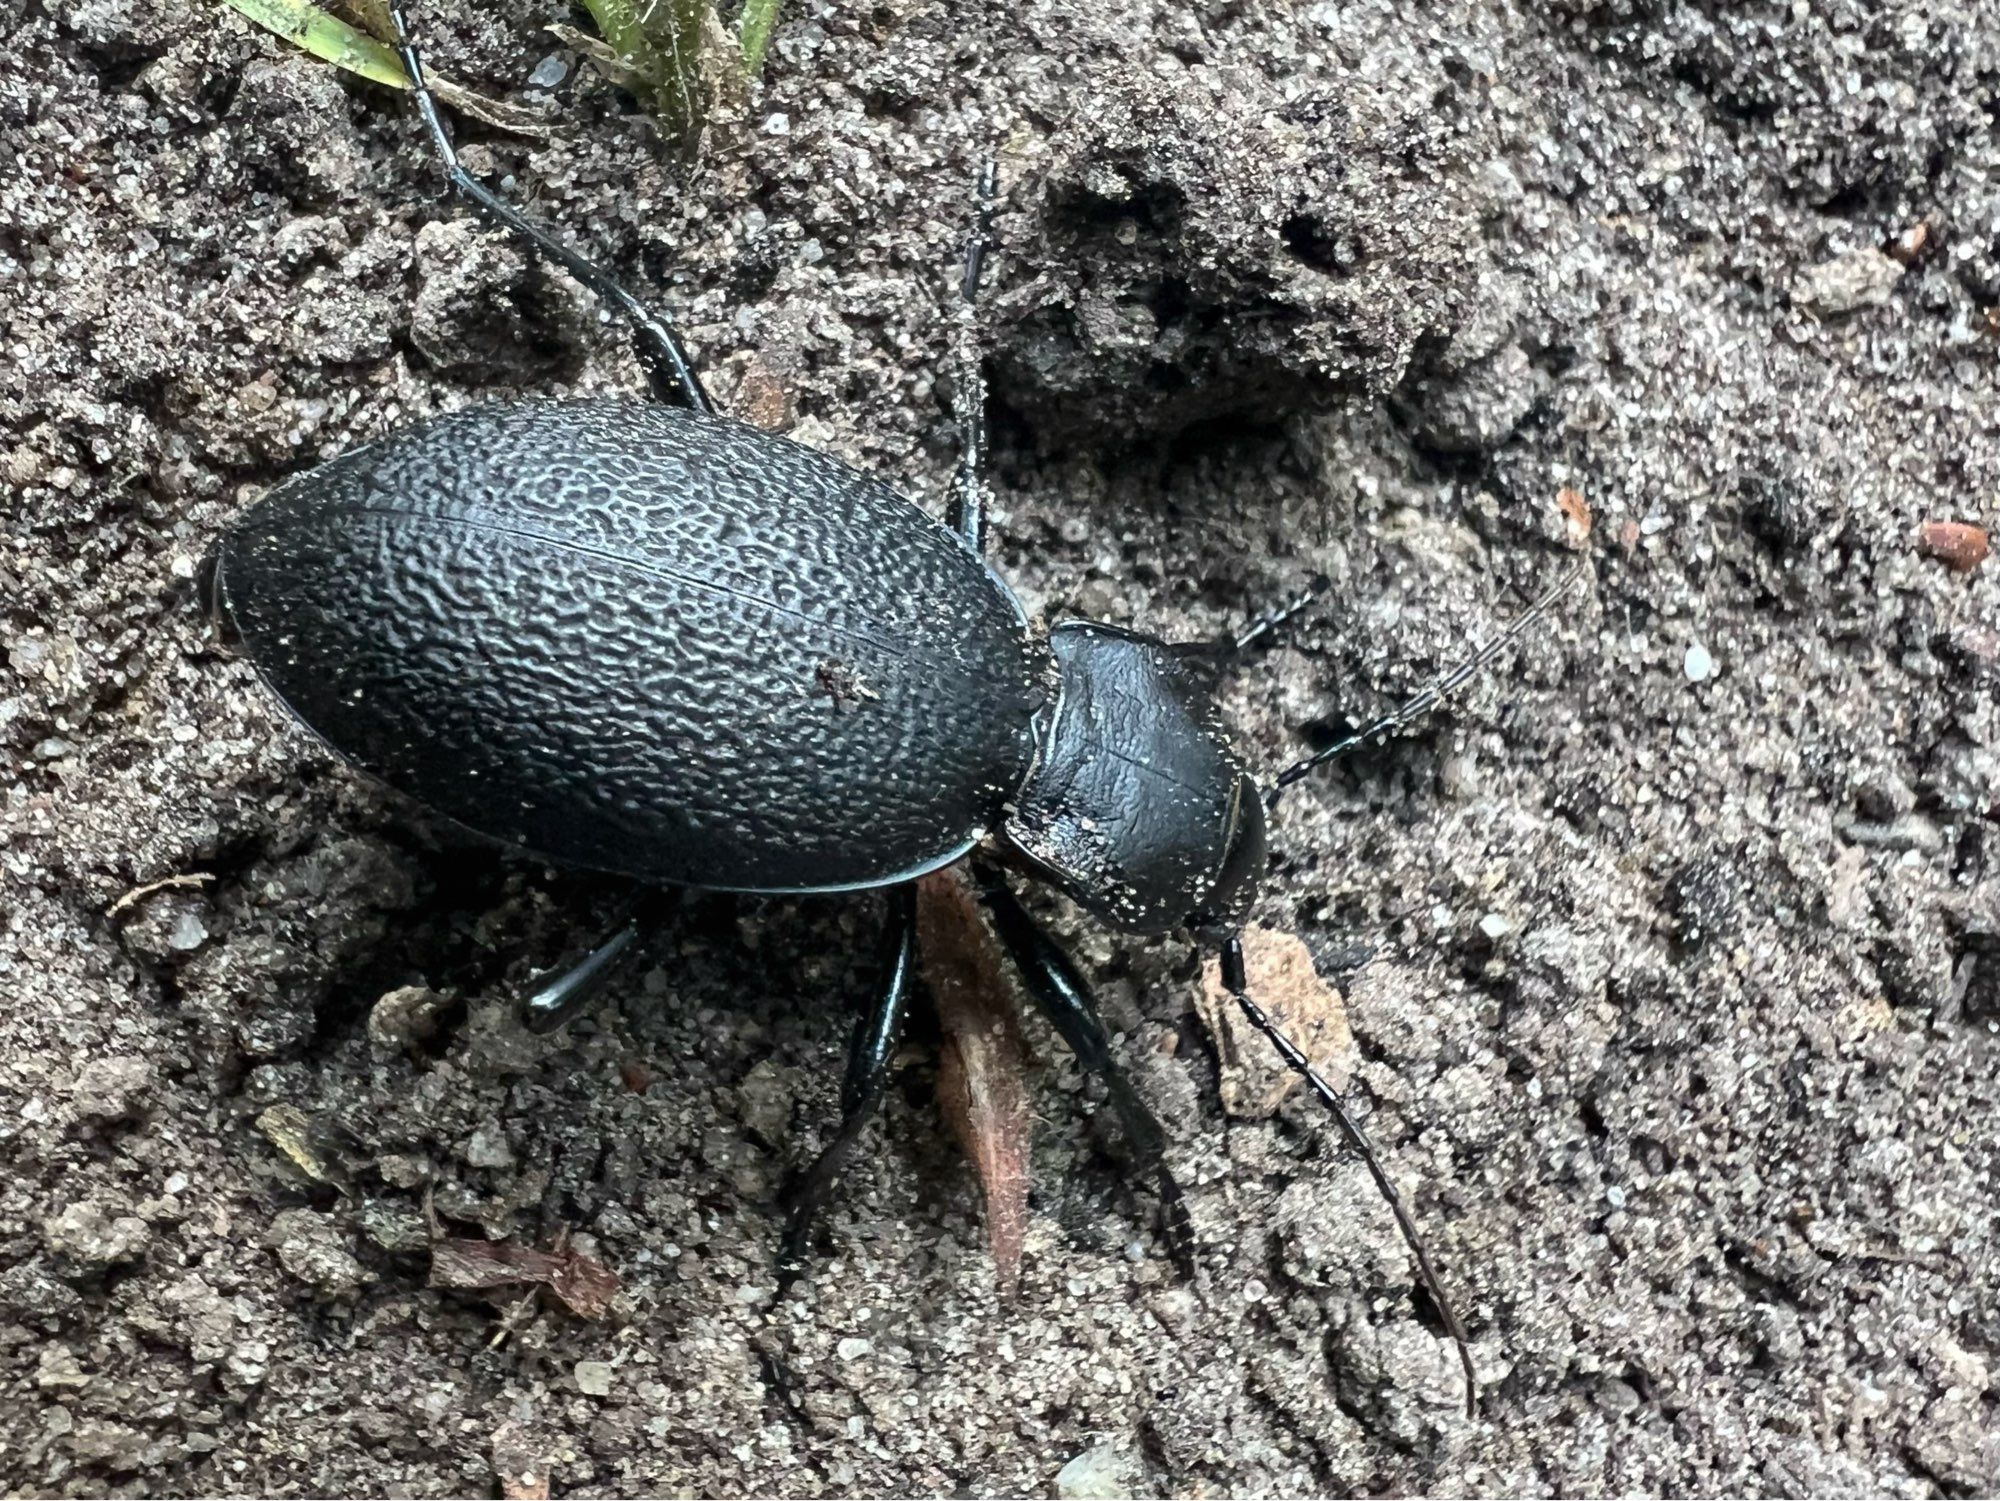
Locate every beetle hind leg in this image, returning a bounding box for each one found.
[776,885,918,1289]
[384,2,712,413]
[519,889,673,1033]
[520,917,641,1034]
[974,868,1198,1277]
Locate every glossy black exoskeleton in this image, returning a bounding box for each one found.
[211,3,1583,1416]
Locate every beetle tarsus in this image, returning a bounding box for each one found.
[385,2,712,413]
[975,869,1199,1274]
[775,887,918,1289]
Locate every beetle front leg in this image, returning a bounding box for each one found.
[974,868,1198,1276]
[386,2,713,413]
[776,884,918,1288]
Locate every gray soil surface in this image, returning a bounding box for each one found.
[5,0,1999,1494]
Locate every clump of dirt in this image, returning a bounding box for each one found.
[3,0,1997,1495]
[995,56,1485,438]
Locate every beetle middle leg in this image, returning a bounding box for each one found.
[385,2,712,412]
[776,885,918,1287]
[946,159,997,553]
[974,868,1198,1275]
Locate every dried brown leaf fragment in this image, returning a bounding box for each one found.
[917,869,1033,1298]
[427,1237,620,1319]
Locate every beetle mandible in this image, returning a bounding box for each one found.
[210,3,1583,1416]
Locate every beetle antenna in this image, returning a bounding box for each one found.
[1227,573,1331,657]
[1219,933,1477,1418]
[1268,563,1585,805]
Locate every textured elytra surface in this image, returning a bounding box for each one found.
[5,0,2000,1496]
[218,398,1048,890]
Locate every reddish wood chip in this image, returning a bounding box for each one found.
[428,1237,620,1320]
[1197,925,1355,1119]
[1916,521,1989,574]
[1888,222,1930,265]
[732,353,795,432]
[917,868,1032,1299]
[1556,486,1592,545]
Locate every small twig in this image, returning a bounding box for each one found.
[105,872,214,920]
[487,1289,542,1349]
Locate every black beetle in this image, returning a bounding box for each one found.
[211,3,1582,1416]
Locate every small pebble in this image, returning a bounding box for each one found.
[70,1056,153,1121]
[526,54,567,89]
[835,1337,871,1360]
[1916,520,1989,573]
[574,1360,614,1397]
[1792,246,1904,315]
[265,1208,367,1298]
[368,985,451,1049]
[166,909,209,952]
[1683,643,1715,683]
[1056,1443,1141,1500]
[45,1201,152,1267]
[463,1121,516,1170]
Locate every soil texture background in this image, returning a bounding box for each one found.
[3,0,1999,1494]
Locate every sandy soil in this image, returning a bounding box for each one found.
[3,0,1998,1494]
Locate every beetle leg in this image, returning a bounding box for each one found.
[974,869,1198,1277]
[519,891,671,1033]
[519,918,641,1034]
[776,884,918,1288]
[946,158,997,554]
[520,888,677,1033]
[384,3,713,413]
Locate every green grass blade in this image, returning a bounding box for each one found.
[738,0,780,76]
[578,0,711,135]
[219,0,410,89]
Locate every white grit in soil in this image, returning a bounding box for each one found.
[4,0,1999,1495]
